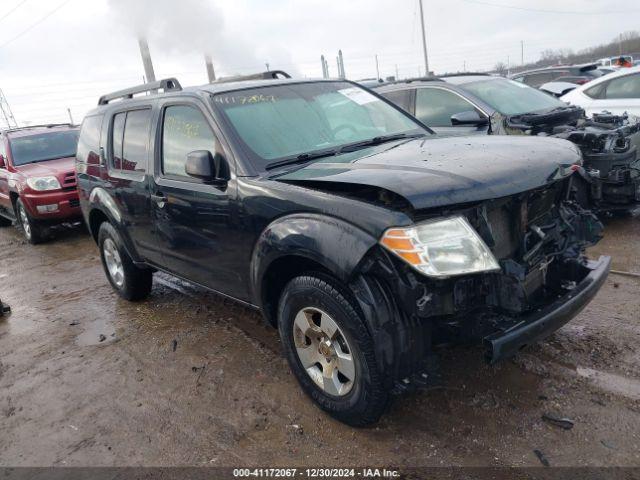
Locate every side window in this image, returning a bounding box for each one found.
[121,109,151,173]
[110,109,150,173]
[111,112,125,170]
[522,72,554,87]
[604,74,640,99]
[77,115,103,164]
[380,89,412,113]
[162,105,217,178]
[584,82,606,99]
[415,88,478,127]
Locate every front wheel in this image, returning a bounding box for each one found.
[15,198,46,244]
[278,275,389,426]
[98,222,152,301]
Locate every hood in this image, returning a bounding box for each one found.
[276,136,581,211]
[14,156,75,177]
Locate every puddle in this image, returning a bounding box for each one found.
[576,366,640,401]
[76,316,117,346]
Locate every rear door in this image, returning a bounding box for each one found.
[591,72,640,116]
[150,99,243,298]
[414,86,488,136]
[106,107,161,264]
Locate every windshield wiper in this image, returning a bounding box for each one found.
[264,148,339,171]
[338,133,425,153]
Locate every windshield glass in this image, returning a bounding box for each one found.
[463,78,564,115]
[212,81,426,169]
[10,130,79,166]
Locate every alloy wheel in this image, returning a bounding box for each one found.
[292,307,356,396]
[103,238,125,288]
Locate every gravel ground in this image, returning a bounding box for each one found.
[0,213,638,468]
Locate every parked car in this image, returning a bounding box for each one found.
[561,65,640,117]
[510,64,604,88]
[77,76,609,426]
[597,56,634,68]
[0,124,81,243]
[539,81,577,97]
[375,74,640,211]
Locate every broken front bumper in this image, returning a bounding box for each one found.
[483,255,611,364]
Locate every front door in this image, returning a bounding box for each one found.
[151,101,244,298]
[414,87,489,137]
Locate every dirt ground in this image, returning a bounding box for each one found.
[0,213,639,468]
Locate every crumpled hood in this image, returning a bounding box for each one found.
[276,135,582,210]
[14,156,75,177]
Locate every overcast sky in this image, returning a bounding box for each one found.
[0,0,638,126]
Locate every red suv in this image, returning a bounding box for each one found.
[0,124,81,244]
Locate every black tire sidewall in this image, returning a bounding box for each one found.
[278,275,388,426]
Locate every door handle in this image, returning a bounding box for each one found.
[151,193,166,207]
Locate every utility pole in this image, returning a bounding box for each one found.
[375,54,380,80]
[418,0,430,76]
[463,60,466,72]
[265,62,270,72]
[0,89,17,129]
[395,64,399,79]
[205,55,216,83]
[67,108,74,125]
[137,38,156,83]
[521,40,524,65]
[338,50,345,78]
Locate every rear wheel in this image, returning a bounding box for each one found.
[98,222,152,301]
[15,198,46,244]
[278,275,389,426]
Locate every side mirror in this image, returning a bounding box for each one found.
[0,155,5,168]
[185,150,229,183]
[451,110,489,127]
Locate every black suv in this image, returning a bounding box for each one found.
[376,75,640,212]
[77,75,610,426]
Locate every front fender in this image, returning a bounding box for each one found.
[250,213,378,307]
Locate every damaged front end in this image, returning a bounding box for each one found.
[491,109,640,212]
[352,174,610,392]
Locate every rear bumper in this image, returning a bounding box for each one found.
[483,255,611,364]
[22,189,81,222]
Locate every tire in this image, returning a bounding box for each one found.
[15,198,46,244]
[278,274,389,427]
[98,222,152,301]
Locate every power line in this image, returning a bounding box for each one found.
[457,0,640,15]
[0,0,74,50]
[0,0,28,24]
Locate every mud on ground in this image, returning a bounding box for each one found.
[0,214,638,467]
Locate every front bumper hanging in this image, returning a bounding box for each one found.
[483,255,611,364]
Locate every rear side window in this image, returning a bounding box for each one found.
[77,115,103,164]
[162,105,217,178]
[415,88,478,127]
[604,73,640,99]
[110,108,151,174]
[380,89,412,113]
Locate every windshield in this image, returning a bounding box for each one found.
[463,78,564,115]
[212,81,426,169]
[10,130,79,166]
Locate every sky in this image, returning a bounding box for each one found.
[0,0,639,126]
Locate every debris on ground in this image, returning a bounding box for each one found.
[541,413,575,430]
[286,424,304,435]
[0,299,10,316]
[534,449,550,467]
[171,339,178,352]
[98,334,107,342]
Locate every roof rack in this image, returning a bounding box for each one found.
[98,78,182,105]
[0,123,75,135]
[213,70,291,84]
[439,72,492,78]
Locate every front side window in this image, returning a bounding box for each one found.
[110,109,150,173]
[162,105,217,178]
[380,89,412,113]
[463,78,563,115]
[213,81,425,169]
[604,73,640,99]
[415,88,479,127]
[9,130,79,167]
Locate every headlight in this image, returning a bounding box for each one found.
[379,216,500,277]
[26,176,61,191]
